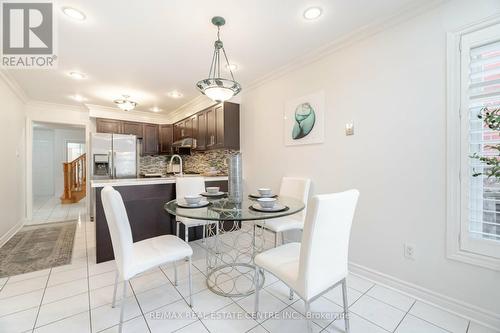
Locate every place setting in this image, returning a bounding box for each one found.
[248,188,278,199]
[176,194,210,208]
[200,186,227,198]
[249,188,288,213]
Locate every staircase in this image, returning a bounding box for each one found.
[61,153,86,204]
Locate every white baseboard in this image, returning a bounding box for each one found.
[0,219,24,247]
[349,262,500,330]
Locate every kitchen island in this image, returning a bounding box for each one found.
[92,176,228,263]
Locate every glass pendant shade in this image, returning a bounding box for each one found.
[114,95,137,111]
[196,16,241,102]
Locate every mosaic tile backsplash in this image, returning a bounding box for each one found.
[139,149,238,176]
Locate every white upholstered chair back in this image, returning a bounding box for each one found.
[176,177,206,200]
[101,186,134,280]
[297,190,359,299]
[279,177,311,222]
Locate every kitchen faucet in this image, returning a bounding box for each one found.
[169,154,183,176]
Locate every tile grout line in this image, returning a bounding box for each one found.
[31,267,52,332]
[128,279,153,333]
[84,212,93,333]
[391,299,416,332]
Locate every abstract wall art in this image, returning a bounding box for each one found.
[284,90,325,146]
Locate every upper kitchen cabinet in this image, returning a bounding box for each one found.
[122,121,144,138]
[206,102,240,150]
[159,124,173,154]
[96,118,122,134]
[173,123,182,142]
[196,111,207,150]
[142,124,159,155]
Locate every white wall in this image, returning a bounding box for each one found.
[32,128,55,196]
[0,76,26,245]
[240,0,500,323]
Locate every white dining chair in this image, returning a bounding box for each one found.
[254,190,360,333]
[175,176,216,243]
[101,186,194,333]
[255,177,311,247]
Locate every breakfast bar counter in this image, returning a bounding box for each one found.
[92,176,228,263]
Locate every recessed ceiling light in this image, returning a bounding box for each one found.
[226,63,238,71]
[68,71,87,80]
[303,7,323,20]
[62,7,86,21]
[167,90,183,99]
[70,94,86,102]
[150,107,162,113]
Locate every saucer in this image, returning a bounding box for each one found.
[249,193,278,199]
[249,203,288,212]
[200,191,226,197]
[177,200,210,208]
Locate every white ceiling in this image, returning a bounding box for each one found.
[7,0,432,115]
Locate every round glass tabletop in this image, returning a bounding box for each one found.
[164,195,305,221]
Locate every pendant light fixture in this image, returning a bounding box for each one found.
[196,16,241,102]
[114,95,137,111]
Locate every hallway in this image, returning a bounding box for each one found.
[31,196,86,225]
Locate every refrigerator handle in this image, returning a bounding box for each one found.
[108,151,113,179]
[113,151,117,179]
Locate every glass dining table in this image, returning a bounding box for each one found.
[164,195,305,297]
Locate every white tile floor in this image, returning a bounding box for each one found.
[31,196,86,225]
[0,214,497,333]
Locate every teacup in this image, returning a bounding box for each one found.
[257,197,276,209]
[184,195,202,205]
[206,187,220,194]
[258,188,273,197]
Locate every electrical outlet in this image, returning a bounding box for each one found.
[404,243,415,260]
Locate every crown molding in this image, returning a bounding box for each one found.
[26,100,88,113]
[166,95,215,123]
[244,0,448,92]
[0,69,29,103]
[86,103,171,124]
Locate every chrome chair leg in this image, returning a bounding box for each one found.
[305,301,312,333]
[202,224,206,244]
[342,279,350,333]
[254,266,260,316]
[111,270,119,308]
[173,260,178,286]
[118,280,128,333]
[188,257,193,307]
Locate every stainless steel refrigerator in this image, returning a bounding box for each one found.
[91,133,138,179]
[90,133,138,221]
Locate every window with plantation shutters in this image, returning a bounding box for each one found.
[455,22,500,263]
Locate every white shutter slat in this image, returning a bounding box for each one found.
[467,38,500,243]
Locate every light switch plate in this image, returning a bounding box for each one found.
[345,122,354,136]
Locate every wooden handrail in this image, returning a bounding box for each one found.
[61,153,86,204]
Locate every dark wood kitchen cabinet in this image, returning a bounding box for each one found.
[183,118,193,139]
[159,124,173,154]
[96,118,122,134]
[206,102,240,150]
[173,123,182,142]
[142,124,159,155]
[196,111,207,150]
[122,121,144,138]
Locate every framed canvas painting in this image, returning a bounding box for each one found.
[284,90,325,146]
